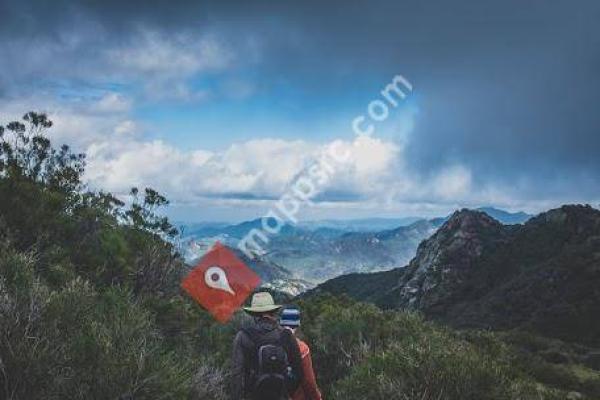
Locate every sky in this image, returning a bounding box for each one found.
[1,0,599,222]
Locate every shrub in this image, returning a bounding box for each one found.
[298,296,573,400]
[332,336,513,400]
[189,361,229,400]
[0,252,193,399]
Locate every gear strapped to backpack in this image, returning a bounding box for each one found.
[242,327,296,400]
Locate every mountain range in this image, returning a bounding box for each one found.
[179,207,532,284]
[310,204,600,345]
[265,219,441,281]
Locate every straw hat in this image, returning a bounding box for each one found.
[243,292,282,313]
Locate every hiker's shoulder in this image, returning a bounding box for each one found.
[233,329,256,353]
[296,339,310,357]
[235,322,257,340]
[236,324,255,340]
[237,320,276,339]
[233,329,247,344]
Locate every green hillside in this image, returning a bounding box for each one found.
[312,206,600,346]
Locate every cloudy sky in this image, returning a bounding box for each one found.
[1,0,599,222]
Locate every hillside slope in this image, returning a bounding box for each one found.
[312,205,600,345]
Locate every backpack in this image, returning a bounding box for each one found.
[243,327,294,400]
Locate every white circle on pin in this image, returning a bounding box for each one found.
[205,266,235,295]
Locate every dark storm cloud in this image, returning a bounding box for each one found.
[1,0,600,202]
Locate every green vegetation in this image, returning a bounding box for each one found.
[297,295,595,400]
[1,113,598,399]
[0,112,220,399]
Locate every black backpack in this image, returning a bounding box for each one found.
[243,327,294,400]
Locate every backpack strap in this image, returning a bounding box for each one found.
[278,328,303,393]
[279,327,294,344]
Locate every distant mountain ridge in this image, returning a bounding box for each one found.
[266,218,442,281]
[179,217,423,238]
[299,217,422,232]
[476,206,532,224]
[180,207,532,283]
[180,207,531,242]
[310,204,600,345]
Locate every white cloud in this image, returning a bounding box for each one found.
[2,18,547,219]
[107,30,231,77]
[95,92,132,113]
[432,165,473,200]
[113,120,138,136]
[85,137,315,199]
[0,92,131,149]
[81,123,478,216]
[0,24,237,103]
[105,29,233,101]
[2,91,566,220]
[0,94,484,214]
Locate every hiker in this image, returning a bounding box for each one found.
[280,307,323,400]
[232,292,304,400]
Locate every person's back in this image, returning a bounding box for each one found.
[231,293,303,400]
[280,308,323,400]
[291,338,322,400]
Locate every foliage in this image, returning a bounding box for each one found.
[0,256,191,399]
[0,113,180,291]
[0,113,214,399]
[296,295,576,400]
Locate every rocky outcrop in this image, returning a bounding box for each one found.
[312,205,600,345]
[394,209,509,315]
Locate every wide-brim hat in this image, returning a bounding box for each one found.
[243,292,282,313]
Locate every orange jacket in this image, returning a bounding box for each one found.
[291,339,323,400]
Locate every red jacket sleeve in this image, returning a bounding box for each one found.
[298,340,323,400]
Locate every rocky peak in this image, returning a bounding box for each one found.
[396,209,508,312]
[413,209,505,263]
[439,208,503,236]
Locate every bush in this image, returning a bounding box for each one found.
[0,248,192,399]
[298,296,573,400]
[0,248,53,400]
[333,336,512,400]
[189,362,229,400]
